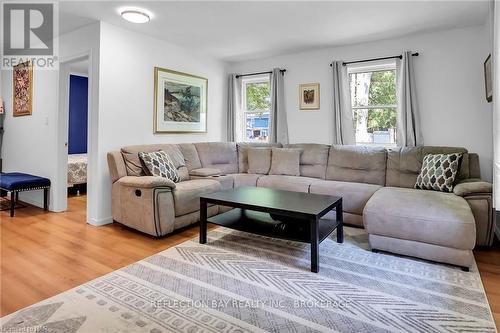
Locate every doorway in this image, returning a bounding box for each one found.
[66,60,89,215]
[55,54,92,220]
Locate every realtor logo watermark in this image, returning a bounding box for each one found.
[1,1,59,69]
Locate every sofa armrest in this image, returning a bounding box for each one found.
[453,179,492,197]
[189,168,221,177]
[116,176,176,189]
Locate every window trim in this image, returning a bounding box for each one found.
[240,74,271,142]
[347,61,398,147]
[347,59,396,74]
[351,105,396,110]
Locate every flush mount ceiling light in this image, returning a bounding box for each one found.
[120,9,151,23]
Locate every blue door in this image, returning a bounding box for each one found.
[68,75,88,154]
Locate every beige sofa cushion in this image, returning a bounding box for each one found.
[237,142,282,173]
[269,148,301,176]
[386,146,469,188]
[257,175,320,193]
[121,144,189,181]
[285,143,330,179]
[310,180,381,215]
[121,146,157,176]
[195,142,238,174]
[117,176,176,189]
[247,148,272,174]
[453,180,493,197]
[228,173,261,187]
[107,151,127,183]
[178,143,202,171]
[189,168,221,177]
[326,145,387,186]
[363,187,475,250]
[172,179,222,216]
[468,153,481,179]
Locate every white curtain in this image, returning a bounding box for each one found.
[269,68,288,144]
[331,61,355,145]
[226,74,241,142]
[396,51,423,147]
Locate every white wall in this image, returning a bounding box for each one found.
[229,25,493,181]
[95,22,227,224]
[0,66,58,208]
[490,0,500,238]
[0,21,227,225]
[0,23,100,209]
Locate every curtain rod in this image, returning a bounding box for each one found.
[329,52,419,67]
[235,69,286,79]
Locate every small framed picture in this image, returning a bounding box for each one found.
[13,60,33,117]
[299,83,320,110]
[484,54,492,103]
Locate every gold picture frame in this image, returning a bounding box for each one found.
[13,60,33,117]
[484,54,492,103]
[299,83,320,110]
[153,67,208,133]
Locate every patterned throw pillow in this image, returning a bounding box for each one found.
[414,153,462,192]
[138,151,181,183]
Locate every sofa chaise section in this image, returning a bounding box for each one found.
[382,146,493,246]
[362,146,488,268]
[364,187,476,268]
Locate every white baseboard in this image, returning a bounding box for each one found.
[12,190,112,226]
[88,216,113,226]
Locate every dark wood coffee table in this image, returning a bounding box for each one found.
[199,186,343,273]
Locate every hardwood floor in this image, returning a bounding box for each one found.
[0,195,214,317]
[474,237,500,327]
[1,195,499,329]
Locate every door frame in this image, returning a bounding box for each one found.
[54,52,92,218]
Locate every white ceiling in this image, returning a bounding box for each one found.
[59,1,490,62]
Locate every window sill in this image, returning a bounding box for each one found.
[355,143,397,148]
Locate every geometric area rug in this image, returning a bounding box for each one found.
[1,227,497,333]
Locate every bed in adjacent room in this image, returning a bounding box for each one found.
[68,153,87,187]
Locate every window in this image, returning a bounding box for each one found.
[348,62,397,147]
[241,75,271,142]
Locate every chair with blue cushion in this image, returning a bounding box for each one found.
[0,172,50,217]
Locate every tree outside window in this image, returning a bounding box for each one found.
[242,77,271,142]
[350,66,397,146]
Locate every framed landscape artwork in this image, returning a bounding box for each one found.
[299,83,320,110]
[484,54,492,103]
[13,60,33,117]
[154,67,207,133]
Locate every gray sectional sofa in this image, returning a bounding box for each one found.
[107,142,495,269]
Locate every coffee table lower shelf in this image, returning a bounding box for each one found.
[206,208,340,245]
